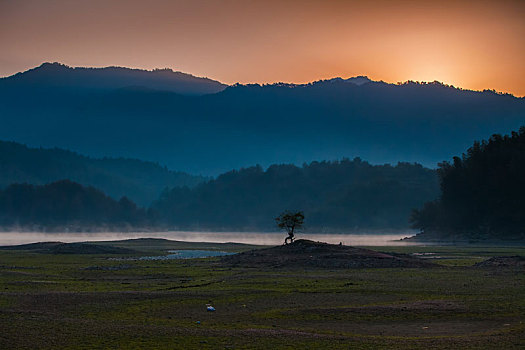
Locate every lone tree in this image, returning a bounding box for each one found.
[275,211,305,244]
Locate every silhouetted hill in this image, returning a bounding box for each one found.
[1,64,523,174]
[0,241,136,254]
[0,180,148,231]
[411,127,525,241]
[150,158,439,231]
[1,62,226,95]
[0,141,206,205]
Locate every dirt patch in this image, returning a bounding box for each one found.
[220,239,437,268]
[299,300,465,316]
[475,256,525,268]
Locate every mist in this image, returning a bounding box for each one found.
[0,230,420,247]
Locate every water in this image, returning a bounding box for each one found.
[139,250,234,260]
[0,230,420,246]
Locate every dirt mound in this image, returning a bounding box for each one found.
[220,239,437,268]
[474,256,525,268]
[0,242,135,254]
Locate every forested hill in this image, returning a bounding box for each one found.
[0,141,206,206]
[151,159,439,231]
[1,63,524,174]
[411,127,525,241]
[0,180,148,231]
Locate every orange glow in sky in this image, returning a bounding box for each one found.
[1,0,524,96]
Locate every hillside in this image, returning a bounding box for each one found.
[151,158,439,231]
[0,180,148,231]
[1,64,523,174]
[0,141,206,206]
[411,127,525,241]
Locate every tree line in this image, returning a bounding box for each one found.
[150,158,439,231]
[0,159,439,232]
[6,126,524,239]
[0,180,148,231]
[411,127,525,241]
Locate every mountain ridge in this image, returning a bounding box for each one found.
[4,62,521,97]
[1,62,227,95]
[0,63,523,174]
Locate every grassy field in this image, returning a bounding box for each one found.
[0,240,523,349]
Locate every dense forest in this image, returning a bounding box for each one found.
[411,127,525,241]
[0,180,148,231]
[151,158,439,231]
[0,140,206,206]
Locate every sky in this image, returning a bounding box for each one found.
[1,0,524,96]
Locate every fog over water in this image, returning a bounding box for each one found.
[0,231,421,246]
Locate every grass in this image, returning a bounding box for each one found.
[0,241,523,349]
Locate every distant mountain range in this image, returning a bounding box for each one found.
[0,140,206,206]
[1,63,523,174]
[2,62,226,95]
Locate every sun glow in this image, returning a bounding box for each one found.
[1,0,524,95]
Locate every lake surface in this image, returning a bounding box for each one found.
[140,250,235,260]
[0,231,420,246]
